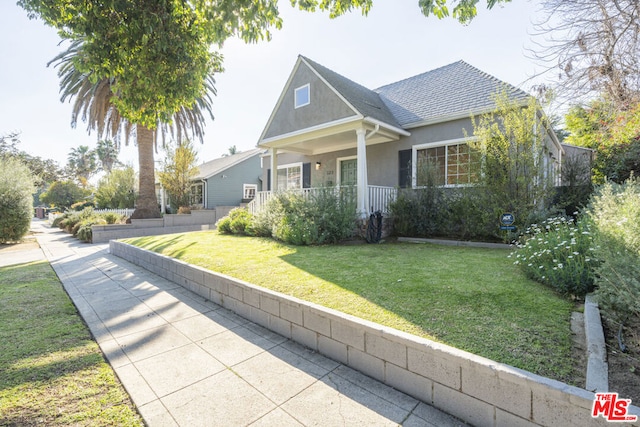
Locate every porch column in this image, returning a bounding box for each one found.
[270,148,278,192]
[356,128,369,218]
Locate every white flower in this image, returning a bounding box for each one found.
[558,263,563,269]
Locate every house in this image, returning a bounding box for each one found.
[158,148,263,213]
[253,55,570,218]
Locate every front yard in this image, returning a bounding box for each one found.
[126,231,581,384]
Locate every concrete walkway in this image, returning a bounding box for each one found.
[16,219,466,427]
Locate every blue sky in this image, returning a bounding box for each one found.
[0,1,546,169]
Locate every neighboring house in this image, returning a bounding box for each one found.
[254,55,573,218]
[158,148,263,212]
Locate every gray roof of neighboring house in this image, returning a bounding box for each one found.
[300,56,402,129]
[301,57,530,129]
[194,148,263,180]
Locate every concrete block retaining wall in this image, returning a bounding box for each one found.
[110,240,640,427]
[93,209,230,243]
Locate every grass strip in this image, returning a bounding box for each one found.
[0,261,143,426]
[126,231,579,383]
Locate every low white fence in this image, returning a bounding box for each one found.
[93,208,135,217]
[47,208,135,223]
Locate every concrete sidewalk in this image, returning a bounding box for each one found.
[26,219,466,427]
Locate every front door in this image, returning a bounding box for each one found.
[340,159,357,186]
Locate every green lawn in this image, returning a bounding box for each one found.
[0,261,143,426]
[126,231,580,384]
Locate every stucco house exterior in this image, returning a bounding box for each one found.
[253,55,572,218]
[159,148,263,212]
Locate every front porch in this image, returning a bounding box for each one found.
[247,185,397,217]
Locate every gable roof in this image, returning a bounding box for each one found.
[300,56,401,129]
[195,148,263,180]
[375,61,530,128]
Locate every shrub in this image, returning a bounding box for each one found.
[71,200,94,211]
[217,208,254,235]
[102,212,124,224]
[510,215,598,297]
[76,217,107,242]
[587,179,640,322]
[390,187,446,237]
[216,208,253,235]
[251,189,357,245]
[0,157,35,243]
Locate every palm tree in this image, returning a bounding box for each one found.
[67,144,97,186]
[95,139,119,173]
[222,145,238,157]
[49,40,216,218]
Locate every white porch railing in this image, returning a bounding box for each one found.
[247,185,397,216]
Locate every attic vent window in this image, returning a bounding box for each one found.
[294,84,310,108]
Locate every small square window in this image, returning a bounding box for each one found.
[294,84,310,108]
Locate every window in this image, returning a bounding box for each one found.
[294,84,310,108]
[414,141,480,187]
[243,184,257,200]
[277,163,302,190]
[190,183,204,205]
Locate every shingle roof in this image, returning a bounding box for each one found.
[194,148,263,180]
[375,61,530,127]
[300,57,529,130]
[300,56,402,128]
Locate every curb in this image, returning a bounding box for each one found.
[584,294,609,393]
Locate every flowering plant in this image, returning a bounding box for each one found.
[509,215,599,297]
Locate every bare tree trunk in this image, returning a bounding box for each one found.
[131,125,161,219]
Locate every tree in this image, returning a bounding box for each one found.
[95,139,119,173]
[67,145,97,186]
[39,180,89,209]
[95,167,136,209]
[1,132,63,189]
[0,157,35,243]
[565,99,640,183]
[471,91,553,228]
[158,140,199,211]
[0,132,21,157]
[47,39,217,219]
[19,0,510,217]
[223,145,238,157]
[532,0,640,108]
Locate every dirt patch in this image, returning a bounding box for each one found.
[0,237,40,252]
[604,315,640,403]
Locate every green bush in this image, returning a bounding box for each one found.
[510,215,598,297]
[587,179,640,322]
[390,186,446,237]
[103,212,124,224]
[252,188,357,245]
[217,208,254,235]
[71,200,94,211]
[51,214,66,228]
[76,217,107,242]
[0,157,35,243]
